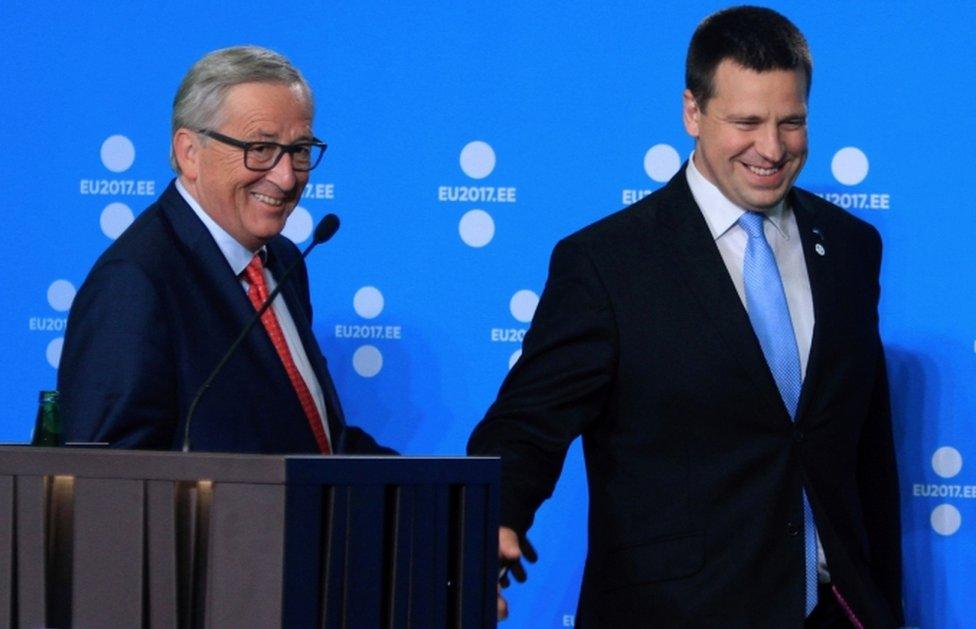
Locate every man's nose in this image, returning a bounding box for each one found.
[754,124,786,163]
[265,151,299,190]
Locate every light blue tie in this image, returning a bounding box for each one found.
[739,211,818,616]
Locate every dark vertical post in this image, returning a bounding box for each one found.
[0,475,14,627]
[146,480,179,628]
[281,483,324,627]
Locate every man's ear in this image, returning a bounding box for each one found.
[172,128,199,180]
[682,89,702,139]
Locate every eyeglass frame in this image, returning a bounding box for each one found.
[196,128,327,172]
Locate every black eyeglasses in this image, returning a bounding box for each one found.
[197,129,327,172]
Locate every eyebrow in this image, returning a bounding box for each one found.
[730,115,763,122]
[725,113,807,124]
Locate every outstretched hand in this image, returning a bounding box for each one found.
[497,526,538,620]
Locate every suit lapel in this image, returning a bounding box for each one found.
[791,192,832,424]
[266,241,348,449]
[158,183,253,327]
[648,171,791,423]
[159,182,305,401]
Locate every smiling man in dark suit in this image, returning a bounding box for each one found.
[59,46,391,455]
[468,6,901,627]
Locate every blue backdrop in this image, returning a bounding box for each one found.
[1,2,973,626]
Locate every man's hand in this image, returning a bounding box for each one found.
[497,526,537,620]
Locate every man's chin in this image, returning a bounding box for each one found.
[264,225,287,242]
[245,220,289,246]
[741,186,790,211]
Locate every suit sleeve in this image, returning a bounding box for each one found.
[467,238,617,535]
[341,427,398,455]
[855,231,904,622]
[58,260,178,448]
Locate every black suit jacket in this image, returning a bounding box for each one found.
[468,168,902,627]
[59,180,392,455]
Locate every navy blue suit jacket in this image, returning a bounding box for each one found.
[59,181,392,455]
[469,168,901,627]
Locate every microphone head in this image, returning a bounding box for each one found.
[313,213,340,244]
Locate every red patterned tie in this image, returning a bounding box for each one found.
[243,254,331,454]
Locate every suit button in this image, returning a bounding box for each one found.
[793,429,804,443]
[787,522,800,537]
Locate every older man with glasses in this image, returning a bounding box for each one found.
[59,46,393,455]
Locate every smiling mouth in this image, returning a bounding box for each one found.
[744,163,782,177]
[252,192,286,207]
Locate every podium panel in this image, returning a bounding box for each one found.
[0,448,499,628]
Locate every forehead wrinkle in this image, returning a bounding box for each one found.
[233,116,313,142]
[709,93,806,121]
[218,84,312,141]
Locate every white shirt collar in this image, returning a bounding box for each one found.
[685,151,790,241]
[175,178,261,276]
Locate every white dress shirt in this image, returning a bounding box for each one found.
[176,179,331,443]
[684,155,828,580]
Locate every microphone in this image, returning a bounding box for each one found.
[181,213,340,452]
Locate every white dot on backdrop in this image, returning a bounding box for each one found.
[46,338,64,369]
[282,206,313,243]
[47,280,76,312]
[352,345,383,378]
[353,286,384,319]
[643,144,681,182]
[831,147,869,186]
[100,134,136,173]
[930,504,962,536]
[509,290,539,323]
[459,141,496,179]
[100,202,134,239]
[932,446,963,479]
[508,349,522,370]
[459,209,495,247]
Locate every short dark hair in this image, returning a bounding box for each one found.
[686,6,812,110]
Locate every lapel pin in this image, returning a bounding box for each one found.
[812,227,826,256]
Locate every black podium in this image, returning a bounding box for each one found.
[0,447,499,628]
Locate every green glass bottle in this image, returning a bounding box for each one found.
[31,390,62,447]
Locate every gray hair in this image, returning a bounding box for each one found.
[170,45,314,172]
